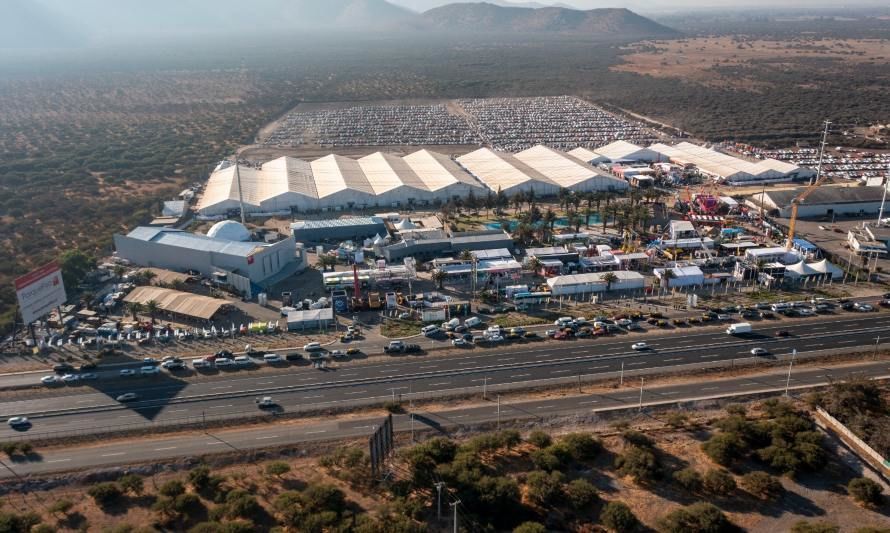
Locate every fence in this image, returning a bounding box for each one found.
[815,407,890,479]
[8,341,889,444]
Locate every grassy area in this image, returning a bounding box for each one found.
[491,312,551,328]
[380,319,423,338]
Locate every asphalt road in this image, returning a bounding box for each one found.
[2,358,888,478]
[0,313,886,439]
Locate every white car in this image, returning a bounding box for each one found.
[452,338,470,347]
[487,334,504,343]
[632,342,649,351]
[398,312,411,320]
[142,357,157,364]
[717,314,731,321]
[79,372,98,380]
[41,375,60,385]
[61,374,79,383]
[116,392,138,402]
[119,369,136,377]
[616,319,632,327]
[233,356,252,366]
[303,342,323,352]
[140,366,160,375]
[750,347,769,356]
[214,358,235,367]
[7,416,29,427]
[329,350,347,358]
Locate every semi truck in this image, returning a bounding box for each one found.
[726,323,752,335]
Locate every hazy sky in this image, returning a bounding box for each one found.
[391,0,887,10]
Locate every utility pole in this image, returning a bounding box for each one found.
[496,394,501,429]
[639,377,644,410]
[450,499,461,533]
[434,482,445,521]
[577,370,582,393]
[620,361,625,386]
[483,376,488,400]
[410,413,415,442]
[784,356,794,397]
[875,336,881,361]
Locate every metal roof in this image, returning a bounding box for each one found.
[291,217,385,231]
[764,186,887,208]
[591,140,658,162]
[124,286,230,320]
[402,149,483,191]
[457,148,557,191]
[126,227,265,257]
[547,271,644,287]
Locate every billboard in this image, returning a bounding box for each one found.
[15,262,67,325]
[369,414,395,479]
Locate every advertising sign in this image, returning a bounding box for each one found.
[15,262,67,324]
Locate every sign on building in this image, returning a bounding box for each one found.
[15,262,67,325]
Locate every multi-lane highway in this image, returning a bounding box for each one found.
[3,357,890,478]
[0,313,887,440]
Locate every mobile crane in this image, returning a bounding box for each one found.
[785,121,831,251]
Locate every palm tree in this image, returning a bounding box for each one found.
[145,300,160,325]
[466,190,478,213]
[439,202,452,224]
[495,187,507,214]
[431,269,447,290]
[601,271,619,292]
[543,208,558,242]
[527,257,543,277]
[570,213,584,233]
[512,191,525,214]
[558,188,570,213]
[525,188,536,211]
[484,191,494,218]
[516,222,535,247]
[458,249,474,262]
[135,270,157,286]
[126,301,143,322]
[661,268,677,291]
[113,265,127,280]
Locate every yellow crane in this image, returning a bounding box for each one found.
[785,120,831,251]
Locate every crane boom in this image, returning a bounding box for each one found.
[785,120,831,251]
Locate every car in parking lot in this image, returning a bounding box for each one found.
[285,352,303,361]
[162,361,185,370]
[751,347,769,356]
[115,393,138,402]
[346,347,362,355]
[233,356,252,366]
[214,358,235,368]
[119,369,136,377]
[329,350,347,358]
[523,331,539,339]
[53,363,74,374]
[854,303,874,312]
[142,357,157,365]
[452,338,471,347]
[486,334,504,343]
[7,416,29,428]
[263,353,283,363]
[303,342,323,352]
[631,342,649,351]
[41,375,59,385]
[841,301,856,311]
[140,365,160,375]
[79,372,98,380]
[79,362,97,371]
[776,330,790,337]
[61,374,79,383]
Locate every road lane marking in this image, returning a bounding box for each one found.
[663,358,683,362]
[536,405,557,409]
[627,362,645,366]
[101,452,126,457]
[511,374,531,378]
[303,395,323,400]
[258,381,274,385]
[702,387,719,391]
[451,415,468,419]
[340,373,357,377]
[589,365,609,370]
[550,369,573,374]
[48,458,71,463]
[578,400,598,405]
[169,409,188,413]
[154,446,177,451]
[209,405,234,409]
[430,382,452,387]
[378,370,398,374]
[806,344,824,348]
[701,354,721,358]
[419,365,438,369]
[499,357,515,361]
[344,390,367,395]
[306,430,327,435]
[205,441,226,445]
[256,435,280,440]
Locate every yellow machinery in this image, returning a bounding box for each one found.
[785,120,832,251]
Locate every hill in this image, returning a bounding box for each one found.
[417,3,678,36]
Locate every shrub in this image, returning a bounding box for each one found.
[614,446,660,483]
[0,511,41,532]
[702,433,745,466]
[848,477,884,507]
[560,433,602,461]
[224,490,261,520]
[565,478,598,509]
[88,482,122,509]
[600,501,639,533]
[118,473,144,496]
[725,404,747,416]
[48,498,74,516]
[302,484,347,516]
[174,493,204,517]
[622,431,654,448]
[188,465,211,490]
[527,430,552,448]
[702,469,736,497]
[741,471,783,500]
[525,470,564,506]
[159,479,186,498]
[32,525,55,533]
[513,523,547,533]
[666,411,689,428]
[475,476,521,513]
[530,449,562,472]
[790,521,840,533]
[265,461,291,478]
[673,468,703,493]
[383,401,403,413]
[274,491,304,527]
[658,502,733,533]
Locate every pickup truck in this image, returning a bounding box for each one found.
[383,341,421,353]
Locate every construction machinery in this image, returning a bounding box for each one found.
[785,121,832,251]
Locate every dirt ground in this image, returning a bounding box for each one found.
[612,37,890,89]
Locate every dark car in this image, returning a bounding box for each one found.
[216,349,233,358]
[284,352,303,361]
[79,362,97,371]
[841,302,856,311]
[880,299,890,307]
[53,363,74,374]
[776,330,790,337]
[404,344,422,353]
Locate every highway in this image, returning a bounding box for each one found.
[2,357,889,478]
[0,313,886,440]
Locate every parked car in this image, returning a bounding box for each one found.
[285,352,303,361]
[329,350,347,358]
[303,342,324,352]
[61,374,79,383]
[140,365,160,375]
[452,338,471,347]
[79,362,97,371]
[214,358,235,368]
[116,393,138,402]
[263,353,282,363]
[41,375,60,385]
[346,348,362,355]
[233,356,252,366]
[53,363,74,374]
[854,303,874,312]
[119,369,136,377]
[776,330,790,337]
[80,372,99,380]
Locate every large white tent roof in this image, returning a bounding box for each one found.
[514,145,628,191]
[457,148,557,192]
[402,149,483,192]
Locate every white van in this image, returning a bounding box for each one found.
[191,358,209,369]
[442,318,460,331]
[263,353,282,363]
[421,325,440,336]
[464,317,482,328]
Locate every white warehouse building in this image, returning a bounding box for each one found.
[569,140,660,165]
[513,145,629,193]
[197,151,485,216]
[649,142,815,184]
[546,271,645,296]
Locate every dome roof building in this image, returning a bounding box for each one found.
[207,220,251,242]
